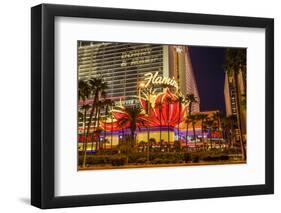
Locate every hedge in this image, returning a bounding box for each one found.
[79,151,232,167]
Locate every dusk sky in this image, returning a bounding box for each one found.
[188,46,226,113]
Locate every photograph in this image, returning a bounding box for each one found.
[77,41,247,170]
[29,2,274,209]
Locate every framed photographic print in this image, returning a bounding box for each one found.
[31,3,274,209]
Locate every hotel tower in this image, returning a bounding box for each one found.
[78,41,200,148]
[78,41,200,110]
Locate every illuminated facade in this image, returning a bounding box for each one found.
[78,42,199,109]
[78,41,201,150]
[224,70,247,141]
[78,42,168,105]
[169,46,200,112]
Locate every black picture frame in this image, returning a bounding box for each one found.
[31,3,274,209]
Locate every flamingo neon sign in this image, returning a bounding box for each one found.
[143,72,179,90]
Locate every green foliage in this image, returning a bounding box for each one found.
[173,140,182,152]
[202,155,229,161]
[151,158,164,164]
[79,154,126,166]
[184,153,192,162]
[82,155,111,165]
[128,152,147,163]
[136,157,147,164]
[191,155,200,163]
[79,149,233,167]
[111,155,127,166]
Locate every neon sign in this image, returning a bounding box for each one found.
[143,72,178,90]
[121,48,152,59]
[120,48,158,67]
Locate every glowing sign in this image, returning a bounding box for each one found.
[120,48,158,67]
[121,48,152,59]
[143,72,178,90]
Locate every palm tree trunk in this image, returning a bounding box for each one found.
[103,106,107,150]
[111,115,113,151]
[201,120,204,150]
[185,121,189,150]
[167,103,170,146]
[82,94,98,168]
[104,121,106,150]
[178,102,181,141]
[147,126,150,162]
[91,106,99,152]
[209,128,213,149]
[96,107,101,151]
[82,106,87,156]
[185,104,192,151]
[159,109,162,146]
[192,123,196,150]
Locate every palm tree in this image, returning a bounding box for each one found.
[185,94,197,147]
[224,48,246,160]
[205,118,215,149]
[196,113,208,144]
[145,99,151,157]
[176,96,185,141]
[185,94,197,116]
[78,80,91,165]
[212,111,222,130]
[115,105,143,162]
[110,108,114,150]
[166,96,173,146]
[227,114,239,149]
[185,116,190,148]
[92,101,101,151]
[189,114,198,150]
[101,99,113,150]
[142,87,156,153]
[79,104,90,151]
[116,105,143,149]
[212,111,223,149]
[82,77,108,167]
[221,116,234,149]
[103,104,109,150]
[155,101,163,144]
[97,99,112,150]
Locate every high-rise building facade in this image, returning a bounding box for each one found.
[224,70,247,142]
[78,41,200,110]
[78,42,200,148]
[169,45,200,112]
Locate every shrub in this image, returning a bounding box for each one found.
[173,140,182,152]
[151,158,164,164]
[150,152,184,161]
[87,155,110,165]
[191,154,200,163]
[128,152,147,163]
[184,153,192,162]
[136,157,147,164]
[111,155,126,166]
[203,156,213,161]
[220,155,229,161]
[202,155,229,162]
[162,158,171,164]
